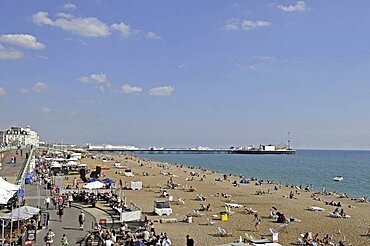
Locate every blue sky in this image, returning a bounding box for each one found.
[1,1,370,149]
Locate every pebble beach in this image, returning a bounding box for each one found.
[62,153,370,245]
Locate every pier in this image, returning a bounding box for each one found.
[87,147,296,155]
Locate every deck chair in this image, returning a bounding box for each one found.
[192,209,204,217]
[225,205,234,215]
[297,238,305,246]
[207,218,216,225]
[217,227,232,237]
[244,233,255,242]
[176,197,185,205]
[278,223,289,234]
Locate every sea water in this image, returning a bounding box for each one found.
[139,150,370,198]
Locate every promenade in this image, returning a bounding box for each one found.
[24,182,95,246]
[0,149,29,183]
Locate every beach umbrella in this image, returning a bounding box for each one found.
[87,178,98,183]
[102,178,115,184]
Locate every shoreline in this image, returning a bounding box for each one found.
[136,152,370,199]
[62,152,370,245]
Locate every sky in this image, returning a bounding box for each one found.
[1,1,370,150]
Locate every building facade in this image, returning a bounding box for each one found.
[0,126,39,147]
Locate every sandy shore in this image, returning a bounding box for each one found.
[63,153,370,245]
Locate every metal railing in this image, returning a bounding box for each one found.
[16,146,35,187]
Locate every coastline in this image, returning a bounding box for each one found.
[63,152,370,245]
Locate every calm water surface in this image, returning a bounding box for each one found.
[140,150,370,198]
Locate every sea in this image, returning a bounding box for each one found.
[139,150,370,198]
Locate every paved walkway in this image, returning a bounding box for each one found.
[0,149,29,183]
[24,183,95,245]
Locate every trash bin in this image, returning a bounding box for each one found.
[220,212,228,221]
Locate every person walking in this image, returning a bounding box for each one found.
[67,193,73,207]
[253,213,261,231]
[44,229,55,246]
[79,211,86,230]
[186,235,194,246]
[44,196,50,210]
[58,205,64,222]
[61,234,68,246]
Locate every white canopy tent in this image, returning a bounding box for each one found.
[0,177,20,191]
[0,206,40,221]
[0,187,16,205]
[83,181,105,189]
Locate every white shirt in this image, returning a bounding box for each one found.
[162,238,171,246]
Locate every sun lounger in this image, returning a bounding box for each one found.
[217,227,232,237]
[307,206,325,211]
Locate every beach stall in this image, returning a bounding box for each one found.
[154,200,172,216]
[50,162,63,175]
[130,181,142,190]
[119,203,142,222]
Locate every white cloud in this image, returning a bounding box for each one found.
[0,87,5,96]
[79,72,110,92]
[0,34,45,49]
[241,20,271,30]
[0,45,23,60]
[56,12,73,19]
[42,107,51,113]
[121,84,142,95]
[226,19,239,31]
[146,31,161,40]
[32,11,111,37]
[226,19,271,31]
[20,88,30,94]
[177,64,186,69]
[32,82,48,93]
[277,1,306,13]
[111,22,140,38]
[63,3,77,10]
[148,86,175,96]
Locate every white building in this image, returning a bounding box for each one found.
[0,126,39,147]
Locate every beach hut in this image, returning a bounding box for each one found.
[154,200,172,216]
